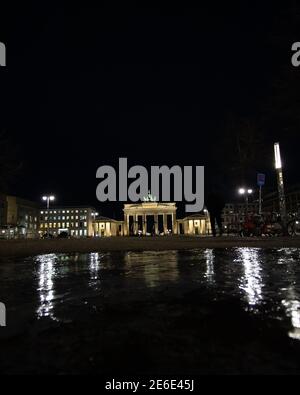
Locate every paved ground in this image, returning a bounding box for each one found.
[1,235,300,257]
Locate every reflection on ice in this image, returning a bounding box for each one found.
[237,248,263,307]
[36,254,57,319]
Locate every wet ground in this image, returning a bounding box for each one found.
[1,248,300,374]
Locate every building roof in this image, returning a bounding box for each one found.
[94,216,119,222]
[123,202,177,211]
[183,212,207,220]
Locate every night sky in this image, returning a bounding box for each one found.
[1,4,300,217]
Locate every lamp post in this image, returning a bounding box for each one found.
[42,195,55,210]
[91,212,99,237]
[238,188,253,215]
[274,142,287,233]
[42,195,55,237]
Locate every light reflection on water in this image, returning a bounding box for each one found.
[36,254,56,319]
[204,249,215,284]
[282,292,300,340]
[124,251,180,288]
[236,248,263,307]
[278,249,300,340]
[4,248,300,341]
[89,252,101,288]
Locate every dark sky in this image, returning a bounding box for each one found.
[0,3,300,216]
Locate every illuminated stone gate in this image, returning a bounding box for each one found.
[123,202,177,236]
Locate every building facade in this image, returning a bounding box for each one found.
[0,194,39,238]
[93,216,123,237]
[178,213,211,235]
[123,202,178,236]
[0,195,217,239]
[39,207,96,237]
[263,185,300,215]
[222,202,259,231]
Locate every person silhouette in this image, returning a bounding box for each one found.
[206,189,225,237]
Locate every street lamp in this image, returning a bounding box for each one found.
[42,195,55,210]
[274,142,282,169]
[91,212,99,237]
[42,195,55,238]
[274,142,287,233]
[238,187,253,215]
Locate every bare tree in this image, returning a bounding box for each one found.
[0,131,22,192]
[218,117,266,187]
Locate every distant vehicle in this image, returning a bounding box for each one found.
[287,215,300,236]
[239,213,283,237]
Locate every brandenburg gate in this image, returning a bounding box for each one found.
[123,195,177,236]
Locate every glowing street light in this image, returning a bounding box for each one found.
[42,195,55,210]
[238,188,253,196]
[41,195,55,238]
[238,187,253,215]
[274,142,287,233]
[274,142,282,169]
[91,212,99,237]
